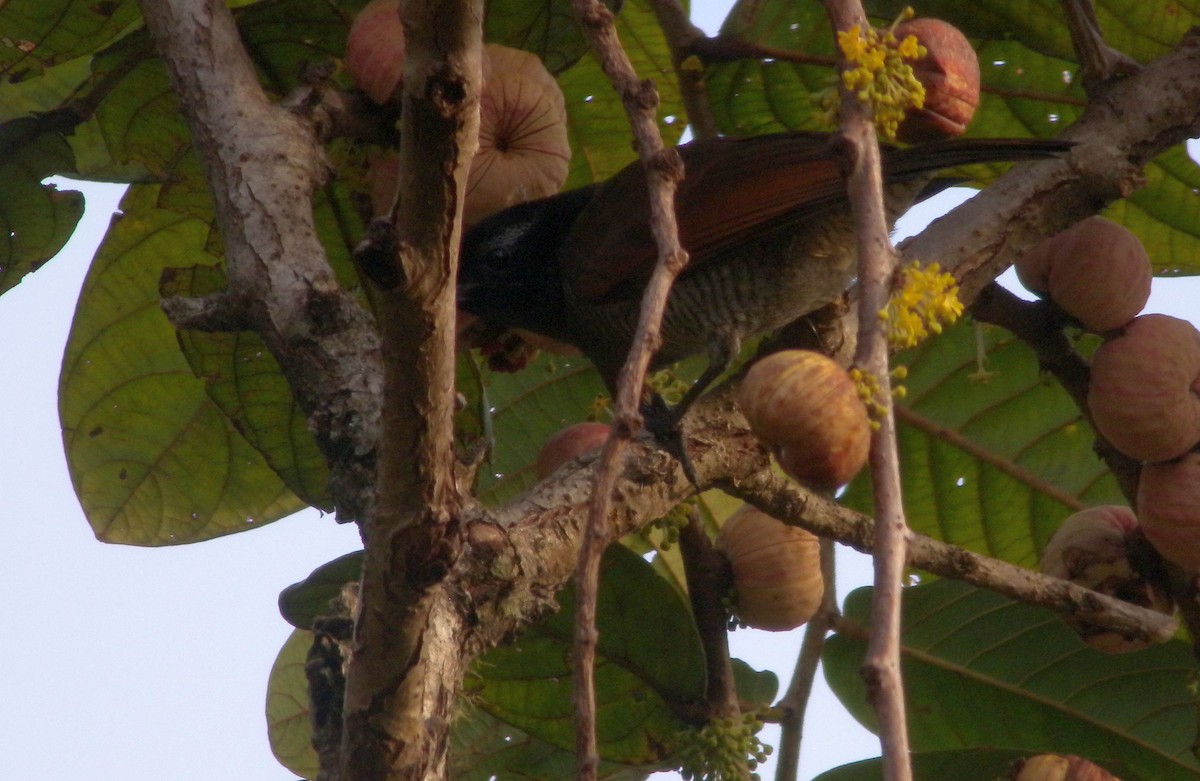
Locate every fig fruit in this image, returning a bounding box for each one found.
[1088,314,1200,462]
[894,18,980,142]
[1014,216,1152,332]
[465,44,570,225]
[1039,505,1173,652]
[345,0,406,105]
[535,422,610,479]
[715,505,824,631]
[1137,451,1200,571]
[738,350,871,491]
[1011,754,1122,781]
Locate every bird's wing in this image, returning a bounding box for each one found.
[564,133,853,304]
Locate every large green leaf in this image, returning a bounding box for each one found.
[824,580,1200,781]
[59,185,303,544]
[269,544,703,777]
[0,120,84,297]
[839,319,1118,568]
[265,628,652,781]
[162,264,335,511]
[465,544,706,765]
[486,0,624,75]
[811,748,1035,781]
[0,0,139,79]
[452,700,650,781]
[558,0,687,189]
[266,628,320,780]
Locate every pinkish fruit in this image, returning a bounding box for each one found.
[715,505,824,631]
[1015,216,1151,333]
[535,422,610,479]
[345,0,406,105]
[465,44,570,225]
[894,18,981,142]
[1088,314,1200,462]
[738,350,871,491]
[1039,505,1173,652]
[1137,451,1200,571]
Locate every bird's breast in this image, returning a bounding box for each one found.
[564,213,860,371]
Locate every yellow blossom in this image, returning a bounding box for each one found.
[820,8,927,139]
[881,261,964,350]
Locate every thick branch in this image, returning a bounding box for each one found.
[138,0,382,523]
[904,29,1200,302]
[338,2,484,780]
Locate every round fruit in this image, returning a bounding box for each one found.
[738,350,871,491]
[464,44,570,225]
[1087,314,1200,462]
[345,0,406,106]
[1014,216,1151,332]
[535,422,610,479]
[715,505,824,632]
[1039,505,1173,652]
[1138,451,1200,571]
[1011,754,1121,781]
[894,18,980,142]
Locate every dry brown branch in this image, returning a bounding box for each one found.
[820,2,912,778]
[1060,0,1139,92]
[773,538,839,781]
[567,2,688,778]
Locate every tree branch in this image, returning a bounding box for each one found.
[338,1,484,780]
[567,2,688,778]
[137,0,382,524]
[821,2,912,778]
[774,538,838,781]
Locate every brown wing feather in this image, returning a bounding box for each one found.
[565,133,851,303]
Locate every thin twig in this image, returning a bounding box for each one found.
[721,469,1179,645]
[821,1,912,778]
[567,3,689,780]
[678,509,742,720]
[646,0,721,140]
[773,538,838,781]
[1060,0,1139,93]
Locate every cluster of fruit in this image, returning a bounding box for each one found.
[1020,217,1200,646]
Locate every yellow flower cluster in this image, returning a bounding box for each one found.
[880,261,964,350]
[822,9,927,139]
[849,365,908,426]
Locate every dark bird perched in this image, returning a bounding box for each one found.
[458,132,1066,417]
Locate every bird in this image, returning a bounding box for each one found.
[458,131,1066,426]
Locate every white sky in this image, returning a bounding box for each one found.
[4,3,1199,780]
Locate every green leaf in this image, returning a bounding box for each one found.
[475,352,607,505]
[266,629,320,781]
[811,748,1032,781]
[824,579,1200,781]
[452,700,650,781]
[0,0,140,79]
[866,0,1200,64]
[486,0,623,75]
[58,185,303,544]
[264,625,652,781]
[558,0,687,189]
[840,319,1117,568]
[0,120,84,297]
[731,659,779,707]
[466,543,706,765]
[278,551,363,630]
[161,265,335,511]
